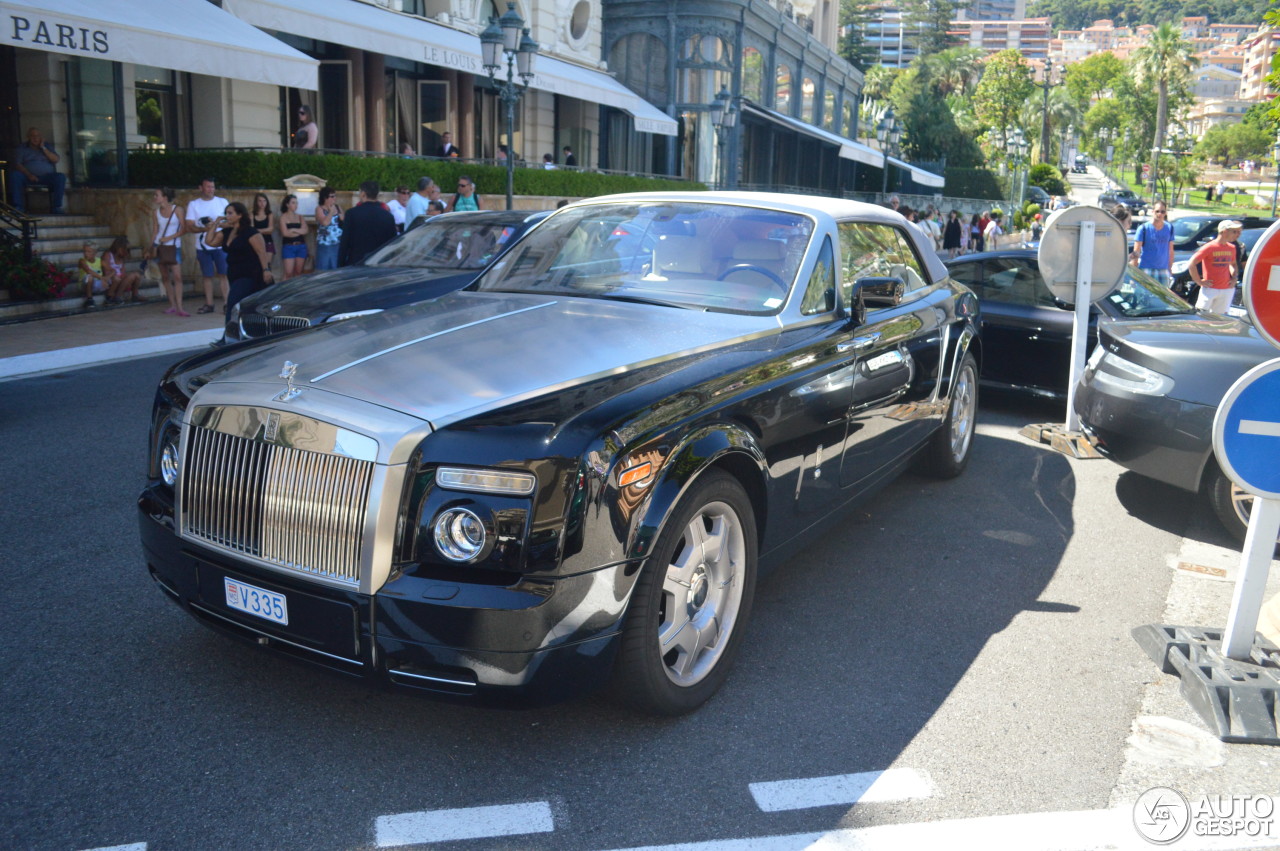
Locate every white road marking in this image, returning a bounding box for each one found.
[599,798,1280,851]
[1239,419,1280,438]
[375,801,554,847]
[77,845,146,851]
[749,768,933,812]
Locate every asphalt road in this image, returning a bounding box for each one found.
[0,353,1269,851]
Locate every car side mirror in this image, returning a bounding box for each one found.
[845,276,905,325]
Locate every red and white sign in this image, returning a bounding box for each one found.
[1242,219,1280,350]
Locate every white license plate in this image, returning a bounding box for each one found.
[224,577,289,626]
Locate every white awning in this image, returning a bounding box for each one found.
[888,156,945,188]
[1,0,318,90]
[224,0,676,136]
[742,102,884,167]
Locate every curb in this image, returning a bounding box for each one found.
[0,329,221,381]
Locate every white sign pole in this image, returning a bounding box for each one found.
[1222,498,1280,659]
[1064,220,1095,433]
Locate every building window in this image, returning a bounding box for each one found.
[742,47,763,102]
[824,90,836,132]
[569,1,590,42]
[776,65,792,114]
[610,32,669,106]
[802,77,815,124]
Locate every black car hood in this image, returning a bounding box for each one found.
[1101,315,1277,405]
[238,265,475,320]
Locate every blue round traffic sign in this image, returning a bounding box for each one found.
[1212,357,1280,500]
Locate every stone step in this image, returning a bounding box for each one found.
[37,248,144,270]
[0,281,193,321]
[32,233,117,253]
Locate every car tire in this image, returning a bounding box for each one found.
[1206,461,1280,552]
[610,470,757,716]
[917,352,978,479]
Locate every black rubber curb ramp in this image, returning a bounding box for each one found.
[1133,624,1280,745]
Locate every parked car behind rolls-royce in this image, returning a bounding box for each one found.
[140,192,980,714]
[225,209,549,343]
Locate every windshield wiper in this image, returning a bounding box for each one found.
[594,292,700,310]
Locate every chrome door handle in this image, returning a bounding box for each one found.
[838,333,881,353]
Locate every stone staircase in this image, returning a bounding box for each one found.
[1,213,170,321]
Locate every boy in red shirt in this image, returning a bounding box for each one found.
[1189,220,1241,314]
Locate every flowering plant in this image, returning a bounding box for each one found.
[1,245,69,300]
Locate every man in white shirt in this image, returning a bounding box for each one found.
[387,185,410,233]
[404,177,436,230]
[185,177,229,314]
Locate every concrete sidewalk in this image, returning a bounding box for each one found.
[0,301,224,381]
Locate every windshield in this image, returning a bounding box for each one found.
[473,201,815,315]
[1104,266,1195,318]
[1171,218,1210,242]
[362,216,521,270]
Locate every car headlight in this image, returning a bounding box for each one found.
[160,432,181,486]
[326,308,384,323]
[434,507,487,561]
[1091,350,1174,396]
[1170,260,1189,275]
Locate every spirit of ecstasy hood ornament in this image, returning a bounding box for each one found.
[273,360,303,402]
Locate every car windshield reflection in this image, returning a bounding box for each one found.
[1106,267,1195,318]
[474,202,815,315]
[363,218,519,270]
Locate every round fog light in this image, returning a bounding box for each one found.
[160,437,180,486]
[434,507,487,562]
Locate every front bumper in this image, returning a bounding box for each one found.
[1073,380,1213,493]
[139,485,628,707]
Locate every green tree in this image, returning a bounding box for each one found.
[1195,123,1234,166]
[838,0,879,72]
[1130,22,1195,196]
[889,62,983,166]
[919,46,984,96]
[972,50,1035,149]
[1028,162,1067,195]
[901,0,966,57]
[1063,52,1125,111]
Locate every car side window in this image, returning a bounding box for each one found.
[981,258,1056,308]
[799,236,836,315]
[837,222,929,309]
[946,260,984,297]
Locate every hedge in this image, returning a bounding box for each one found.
[126,150,702,196]
[942,167,1005,201]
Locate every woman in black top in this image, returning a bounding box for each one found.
[251,192,275,269]
[204,201,273,322]
[943,210,964,258]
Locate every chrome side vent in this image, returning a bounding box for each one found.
[181,426,373,584]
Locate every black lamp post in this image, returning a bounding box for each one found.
[481,3,539,211]
[877,106,900,200]
[1038,58,1055,164]
[708,86,737,189]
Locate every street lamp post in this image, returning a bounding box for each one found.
[1005,127,1028,212]
[1038,58,1054,164]
[481,3,539,211]
[708,86,738,189]
[877,106,900,201]
[1272,133,1280,217]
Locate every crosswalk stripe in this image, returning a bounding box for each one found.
[76,845,146,851]
[599,799,1280,851]
[749,768,933,812]
[375,801,554,847]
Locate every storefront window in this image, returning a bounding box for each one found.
[610,33,669,107]
[824,90,836,132]
[66,56,119,185]
[802,77,816,124]
[133,65,178,150]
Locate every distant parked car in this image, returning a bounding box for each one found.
[1075,314,1279,547]
[1025,185,1051,207]
[225,210,549,342]
[946,249,1216,399]
[1097,188,1146,216]
[1072,155,1088,174]
[1166,214,1274,254]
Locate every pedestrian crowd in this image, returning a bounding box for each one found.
[886,195,1014,258]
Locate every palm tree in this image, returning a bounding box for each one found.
[924,47,984,96]
[1131,22,1194,200]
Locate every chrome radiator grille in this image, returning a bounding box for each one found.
[240,314,312,339]
[181,425,374,584]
